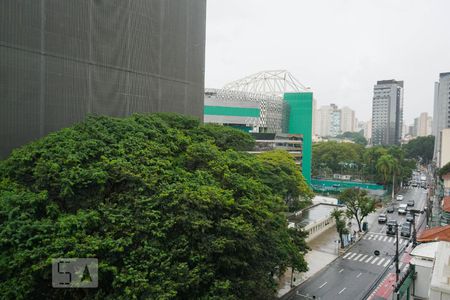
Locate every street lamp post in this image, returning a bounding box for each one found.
[409,209,424,247]
[395,223,400,282]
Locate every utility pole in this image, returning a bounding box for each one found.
[409,209,423,247]
[395,223,400,282]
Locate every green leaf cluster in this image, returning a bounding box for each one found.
[0,113,311,299]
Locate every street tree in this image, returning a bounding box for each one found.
[0,113,312,299]
[331,209,347,248]
[338,188,375,232]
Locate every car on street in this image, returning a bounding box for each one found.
[398,203,408,215]
[378,213,387,223]
[406,213,414,223]
[386,220,397,235]
[386,206,394,213]
[407,200,415,206]
[396,195,404,201]
[400,222,411,237]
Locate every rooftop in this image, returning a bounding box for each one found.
[417,224,450,243]
[444,197,450,213]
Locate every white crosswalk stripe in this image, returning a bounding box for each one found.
[353,254,363,261]
[342,252,391,268]
[359,254,368,262]
[382,236,388,242]
[347,253,357,259]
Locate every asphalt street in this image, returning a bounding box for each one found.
[282,182,428,300]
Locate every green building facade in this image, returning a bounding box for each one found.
[283,93,313,184]
[204,89,313,185]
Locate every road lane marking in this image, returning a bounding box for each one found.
[359,254,368,261]
[319,282,327,288]
[365,256,374,263]
[347,252,357,259]
[377,258,385,265]
[371,257,379,264]
[388,237,394,243]
[338,287,346,294]
[383,260,390,267]
[356,272,362,278]
[353,254,363,260]
[368,235,373,240]
[339,268,344,273]
[343,252,351,259]
[382,236,388,241]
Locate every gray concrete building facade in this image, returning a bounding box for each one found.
[371,80,404,145]
[433,72,450,165]
[0,0,206,158]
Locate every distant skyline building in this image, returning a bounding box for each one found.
[414,112,433,137]
[315,104,356,137]
[341,106,357,133]
[371,80,404,145]
[0,1,207,158]
[433,72,450,165]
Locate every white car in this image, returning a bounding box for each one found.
[396,195,404,201]
[398,204,408,215]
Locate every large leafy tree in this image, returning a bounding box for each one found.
[331,209,348,248]
[312,142,364,176]
[0,113,311,300]
[338,188,375,232]
[376,154,396,186]
[403,135,435,164]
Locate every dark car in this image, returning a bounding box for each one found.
[406,214,414,223]
[378,214,387,223]
[386,220,397,235]
[400,222,411,237]
[386,206,394,213]
[407,200,415,207]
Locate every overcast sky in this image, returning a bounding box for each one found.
[205,0,450,125]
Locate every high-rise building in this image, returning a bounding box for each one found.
[433,72,450,165]
[371,80,404,145]
[316,104,357,137]
[340,106,356,133]
[414,112,433,137]
[0,1,207,158]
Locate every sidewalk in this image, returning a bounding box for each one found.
[276,208,382,297]
[276,226,339,297]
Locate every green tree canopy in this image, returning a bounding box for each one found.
[403,135,435,164]
[338,188,375,232]
[336,131,368,146]
[312,141,364,176]
[438,161,450,179]
[0,113,312,299]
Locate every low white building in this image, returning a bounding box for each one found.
[410,241,450,299]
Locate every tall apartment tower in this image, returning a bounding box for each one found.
[340,106,356,133]
[316,104,341,137]
[371,80,404,145]
[0,1,207,158]
[433,72,450,165]
[414,112,432,137]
